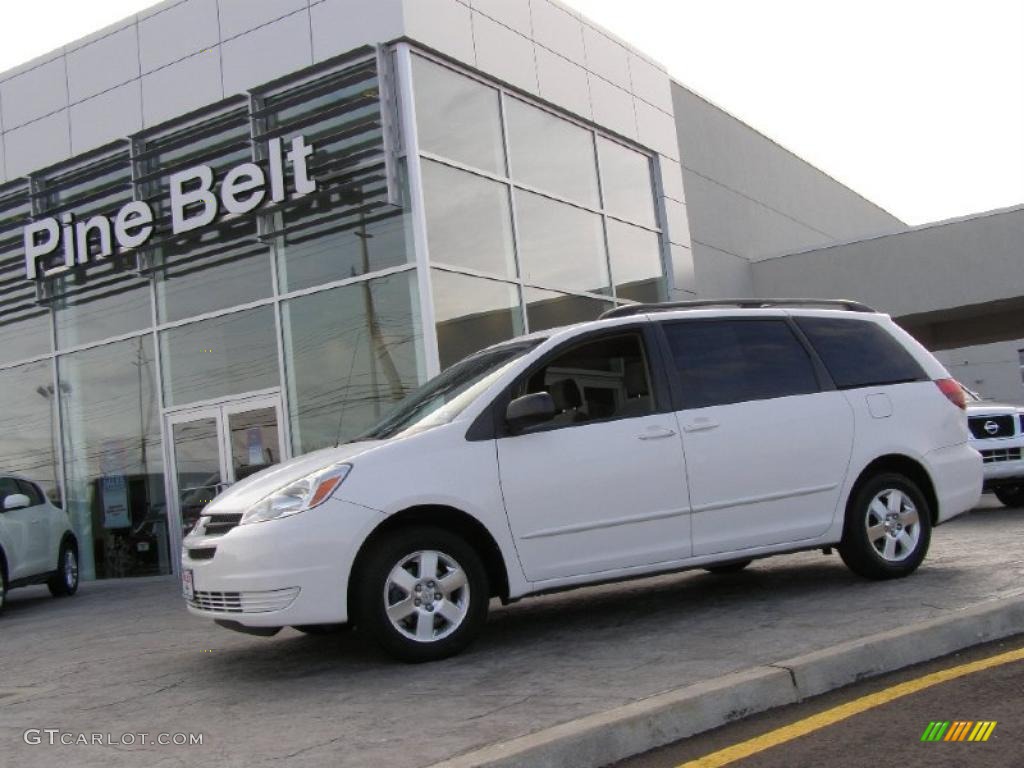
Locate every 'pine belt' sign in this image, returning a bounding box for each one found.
[23,136,316,280]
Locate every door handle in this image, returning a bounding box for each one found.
[638,427,677,440]
[683,417,719,433]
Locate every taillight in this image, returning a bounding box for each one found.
[936,378,967,410]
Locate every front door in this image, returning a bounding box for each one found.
[497,330,692,582]
[165,394,287,547]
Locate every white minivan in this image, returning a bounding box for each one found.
[182,301,981,661]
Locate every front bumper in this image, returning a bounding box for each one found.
[925,442,982,524]
[181,497,384,628]
[972,436,1024,489]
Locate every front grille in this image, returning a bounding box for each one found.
[202,513,243,536]
[969,415,1016,439]
[981,448,1022,463]
[187,547,216,561]
[188,587,300,614]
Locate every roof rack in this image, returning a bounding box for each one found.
[599,298,876,320]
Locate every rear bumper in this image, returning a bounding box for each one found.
[181,498,384,628]
[925,443,982,524]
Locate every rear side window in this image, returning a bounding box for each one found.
[663,319,820,409]
[796,317,926,390]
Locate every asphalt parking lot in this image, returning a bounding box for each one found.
[1,498,1022,768]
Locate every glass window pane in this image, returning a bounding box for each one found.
[606,220,666,303]
[506,97,599,207]
[423,160,516,278]
[156,221,273,322]
[282,272,424,452]
[228,408,281,481]
[598,137,656,227]
[412,55,506,174]
[54,272,153,350]
[524,288,613,332]
[0,360,62,505]
[58,336,169,580]
[515,190,610,294]
[0,313,51,366]
[161,306,279,406]
[663,320,820,409]
[171,418,222,535]
[277,208,411,293]
[432,270,524,370]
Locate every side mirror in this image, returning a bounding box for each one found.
[3,493,31,511]
[506,392,557,433]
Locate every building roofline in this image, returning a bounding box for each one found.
[669,78,906,226]
[758,202,1024,262]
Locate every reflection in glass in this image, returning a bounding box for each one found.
[58,336,169,580]
[506,97,599,207]
[432,270,524,370]
[525,288,613,333]
[0,313,51,367]
[412,55,506,174]
[171,418,222,536]
[277,208,411,293]
[515,190,610,295]
[606,220,666,303]
[156,220,273,322]
[423,160,517,278]
[54,270,153,350]
[228,407,280,482]
[161,306,279,407]
[598,137,656,228]
[282,272,425,452]
[0,360,62,505]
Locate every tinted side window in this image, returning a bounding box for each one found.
[796,318,926,389]
[518,333,655,427]
[663,319,819,409]
[16,480,44,506]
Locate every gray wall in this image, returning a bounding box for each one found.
[935,340,1024,405]
[671,82,905,298]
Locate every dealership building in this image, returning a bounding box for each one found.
[0,0,1019,582]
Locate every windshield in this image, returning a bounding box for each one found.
[357,340,544,441]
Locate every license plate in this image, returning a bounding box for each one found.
[182,569,194,601]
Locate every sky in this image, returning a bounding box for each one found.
[0,0,1021,225]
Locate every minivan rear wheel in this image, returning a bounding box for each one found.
[994,486,1024,508]
[839,473,931,580]
[355,526,488,662]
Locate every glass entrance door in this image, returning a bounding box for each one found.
[165,394,286,552]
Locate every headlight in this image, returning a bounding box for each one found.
[240,463,352,525]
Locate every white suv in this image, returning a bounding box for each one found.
[182,300,981,661]
[0,474,79,612]
[962,390,1024,507]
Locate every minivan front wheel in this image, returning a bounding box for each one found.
[839,473,932,580]
[355,527,488,662]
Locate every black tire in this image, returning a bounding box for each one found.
[994,486,1024,508]
[354,526,489,663]
[0,565,7,615]
[839,473,932,580]
[293,624,350,636]
[47,538,79,597]
[704,559,752,575]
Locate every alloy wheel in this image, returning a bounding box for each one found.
[64,549,79,589]
[865,488,921,562]
[383,550,470,643]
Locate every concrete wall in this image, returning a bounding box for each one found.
[936,340,1024,405]
[671,83,905,298]
[750,207,1024,347]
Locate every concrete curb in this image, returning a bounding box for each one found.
[428,595,1024,768]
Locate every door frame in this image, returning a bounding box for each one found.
[162,388,289,573]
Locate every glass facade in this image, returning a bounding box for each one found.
[411,53,666,358]
[0,44,668,583]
